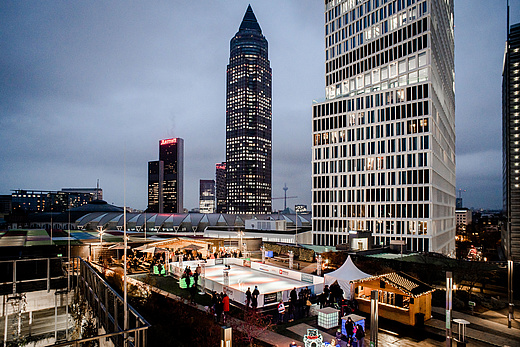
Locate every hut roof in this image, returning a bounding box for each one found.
[352,271,434,297]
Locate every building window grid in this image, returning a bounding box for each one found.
[324,1,429,70]
[313,2,456,251]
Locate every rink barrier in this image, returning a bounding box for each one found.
[250,261,324,285]
[167,258,325,308]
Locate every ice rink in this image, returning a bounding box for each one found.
[203,263,310,294]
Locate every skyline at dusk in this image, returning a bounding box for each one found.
[1,1,519,211]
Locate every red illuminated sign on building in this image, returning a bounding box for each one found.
[160,138,177,146]
[216,163,226,170]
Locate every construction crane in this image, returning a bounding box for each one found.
[272,184,297,210]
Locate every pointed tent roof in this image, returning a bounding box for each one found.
[324,256,371,299]
[239,5,262,32]
[325,255,370,282]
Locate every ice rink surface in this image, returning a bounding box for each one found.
[203,263,309,294]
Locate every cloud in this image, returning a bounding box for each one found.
[456,149,502,209]
[1,0,518,212]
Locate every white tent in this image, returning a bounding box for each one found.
[324,255,370,299]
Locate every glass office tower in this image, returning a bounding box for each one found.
[226,5,272,214]
[312,0,455,255]
[503,22,520,261]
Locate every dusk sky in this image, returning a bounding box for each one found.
[1,1,519,212]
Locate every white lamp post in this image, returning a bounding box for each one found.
[446,271,453,347]
[238,230,244,255]
[294,209,298,246]
[97,226,105,262]
[97,226,105,245]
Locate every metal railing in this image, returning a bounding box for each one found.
[0,257,68,295]
[0,256,150,347]
[51,258,150,347]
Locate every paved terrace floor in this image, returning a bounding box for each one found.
[427,306,520,347]
[97,261,519,347]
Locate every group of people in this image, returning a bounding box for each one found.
[127,253,147,271]
[318,283,344,308]
[180,265,202,302]
[174,249,203,261]
[338,317,365,347]
[213,249,242,259]
[210,291,230,323]
[244,286,260,309]
[286,287,312,322]
[99,251,149,272]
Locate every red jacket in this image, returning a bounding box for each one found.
[223,295,230,312]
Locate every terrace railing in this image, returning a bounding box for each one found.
[0,256,150,347]
[51,258,150,347]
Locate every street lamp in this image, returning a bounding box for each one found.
[377,220,383,247]
[237,230,245,256]
[144,211,147,240]
[66,196,71,341]
[370,290,379,347]
[446,271,453,347]
[508,259,514,328]
[294,209,298,246]
[97,226,105,262]
[97,226,105,245]
[50,203,53,245]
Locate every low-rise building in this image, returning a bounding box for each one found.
[456,209,472,226]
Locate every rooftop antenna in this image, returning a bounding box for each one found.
[283,184,288,210]
[507,0,510,39]
[96,179,100,200]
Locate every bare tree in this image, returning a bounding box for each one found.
[454,260,485,303]
[231,309,273,347]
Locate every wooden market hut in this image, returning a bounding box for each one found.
[351,271,434,326]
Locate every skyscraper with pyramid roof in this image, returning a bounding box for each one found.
[226,5,272,214]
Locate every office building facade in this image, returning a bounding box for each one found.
[199,179,216,213]
[226,5,272,214]
[215,162,227,213]
[148,160,164,213]
[11,188,102,213]
[148,138,184,213]
[312,0,456,254]
[503,22,520,261]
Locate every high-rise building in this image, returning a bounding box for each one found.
[215,162,227,213]
[226,5,272,214]
[147,160,164,213]
[503,22,520,261]
[312,0,455,255]
[199,179,216,213]
[148,138,184,213]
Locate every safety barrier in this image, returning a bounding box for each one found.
[168,258,324,308]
